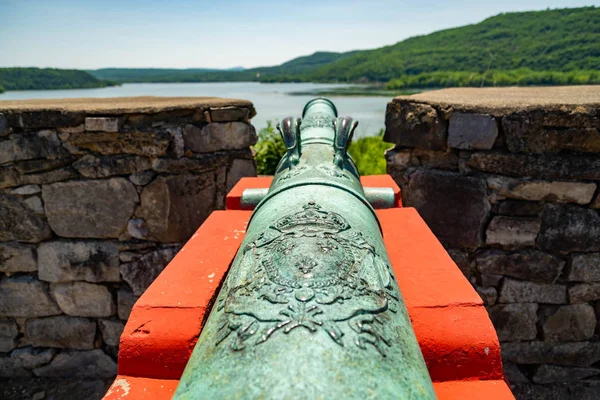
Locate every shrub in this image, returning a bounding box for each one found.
[253,123,392,176]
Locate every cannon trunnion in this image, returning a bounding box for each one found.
[173,99,436,399]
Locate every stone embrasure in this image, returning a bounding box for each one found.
[0,96,258,380]
[386,87,600,390]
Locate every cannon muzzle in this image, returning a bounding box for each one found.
[173,98,436,399]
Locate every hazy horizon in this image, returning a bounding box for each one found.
[1,0,598,70]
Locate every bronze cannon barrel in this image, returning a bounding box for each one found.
[173,98,436,399]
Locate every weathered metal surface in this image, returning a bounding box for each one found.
[174,98,435,399]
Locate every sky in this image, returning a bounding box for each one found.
[0,0,598,70]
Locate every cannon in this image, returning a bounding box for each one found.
[173,98,436,399]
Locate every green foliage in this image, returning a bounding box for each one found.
[387,68,600,89]
[253,121,286,175]
[0,84,4,94]
[0,68,117,91]
[348,130,393,176]
[253,123,391,177]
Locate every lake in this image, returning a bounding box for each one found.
[0,82,392,138]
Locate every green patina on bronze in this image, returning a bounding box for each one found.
[174,99,436,399]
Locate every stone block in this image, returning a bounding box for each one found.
[127,218,149,240]
[38,241,120,283]
[446,249,472,278]
[543,304,596,342]
[0,132,67,164]
[538,204,600,253]
[476,249,564,283]
[210,106,251,122]
[403,170,490,249]
[447,112,498,150]
[67,131,169,156]
[20,167,78,187]
[476,286,497,305]
[0,193,52,243]
[499,278,566,304]
[0,356,31,377]
[226,159,257,192]
[25,316,95,349]
[85,117,121,132]
[129,170,155,186]
[502,341,600,366]
[136,174,216,243]
[0,319,18,352]
[532,365,600,384]
[9,185,41,195]
[591,193,600,209]
[0,276,60,317]
[487,176,596,204]
[42,178,138,238]
[384,101,447,150]
[410,149,459,170]
[117,288,138,320]
[99,319,125,347]
[503,110,600,153]
[486,216,540,248]
[488,303,538,341]
[33,349,116,378]
[10,347,55,369]
[23,196,43,213]
[183,122,257,153]
[73,154,152,178]
[151,157,213,174]
[480,273,503,287]
[569,283,600,304]
[120,247,179,296]
[503,362,530,384]
[569,253,600,282]
[5,110,85,130]
[0,113,6,135]
[167,126,185,158]
[467,152,600,180]
[51,282,115,317]
[0,243,37,275]
[496,200,544,217]
[384,148,412,173]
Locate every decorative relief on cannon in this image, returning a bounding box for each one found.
[215,202,397,356]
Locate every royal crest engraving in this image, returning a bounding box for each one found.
[215,202,398,356]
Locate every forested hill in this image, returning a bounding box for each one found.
[0,68,116,93]
[262,6,599,83]
[89,6,599,87]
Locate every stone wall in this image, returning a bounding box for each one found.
[0,97,257,383]
[384,86,600,399]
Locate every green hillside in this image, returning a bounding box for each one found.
[0,68,117,91]
[261,6,599,83]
